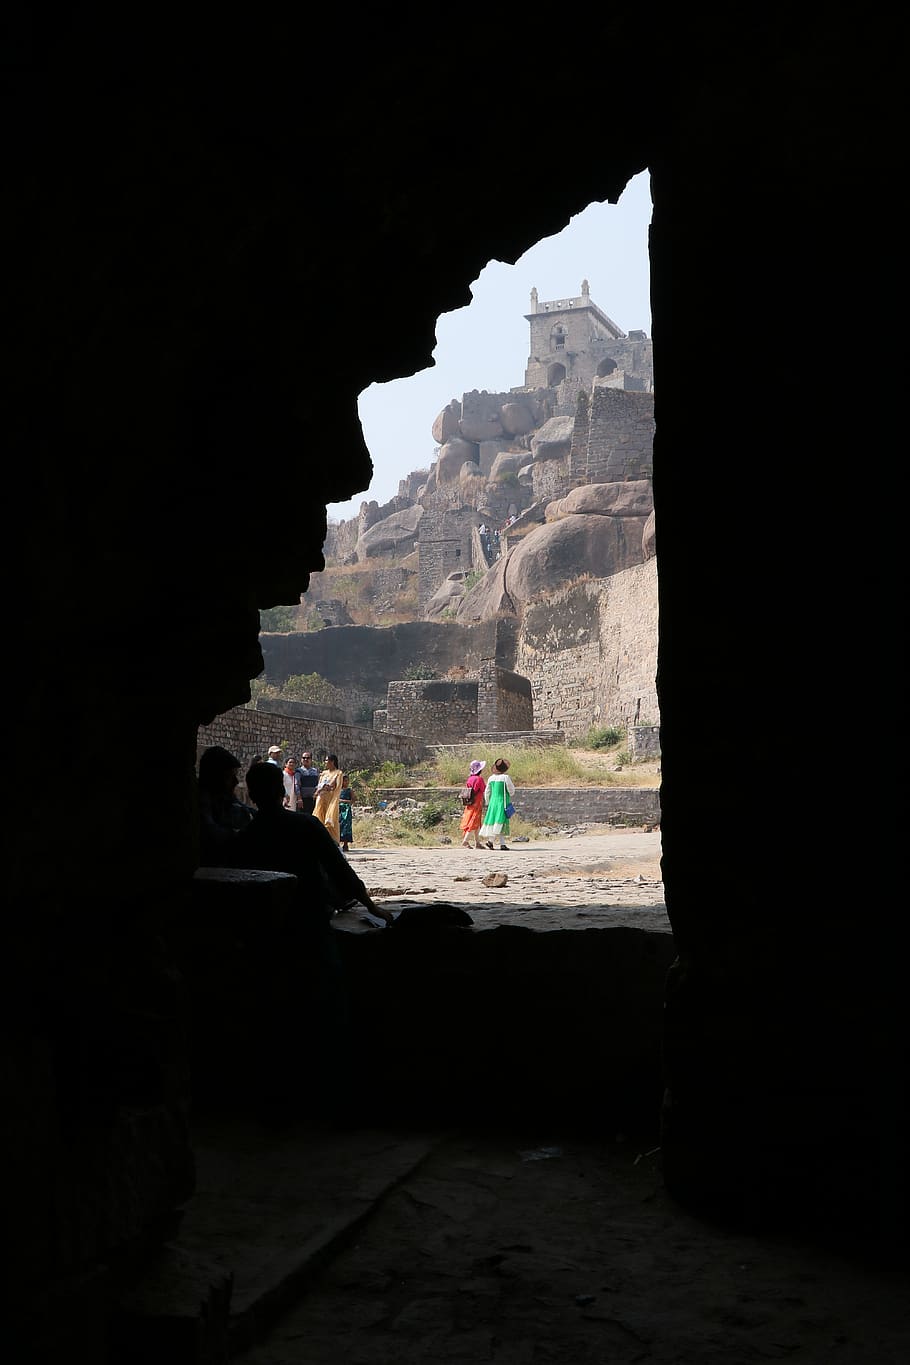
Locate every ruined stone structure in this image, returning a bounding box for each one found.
[570,386,655,484]
[197,704,428,779]
[364,662,534,745]
[523,281,653,415]
[8,19,901,1360]
[263,556,655,742]
[381,678,477,741]
[260,617,513,717]
[515,559,659,738]
[323,285,655,618]
[476,659,534,733]
[415,495,477,612]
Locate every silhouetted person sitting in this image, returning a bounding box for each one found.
[227,761,392,1123]
[234,760,393,925]
[197,745,255,866]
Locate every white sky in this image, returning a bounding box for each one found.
[327,171,653,524]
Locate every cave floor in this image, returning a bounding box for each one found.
[175,1114,908,1365]
[166,833,906,1362]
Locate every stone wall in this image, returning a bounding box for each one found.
[417,502,477,611]
[476,660,534,732]
[260,619,506,695]
[196,705,428,779]
[530,454,573,506]
[378,785,661,826]
[515,559,659,737]
[570,387,655,484]
[254,697,346,723]
[630,724,661,759]
[385,680,478,742]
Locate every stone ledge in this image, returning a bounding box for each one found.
[377,785,661,825]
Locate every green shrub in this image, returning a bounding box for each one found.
[259,603,298,632]
[349,761,408,805]
[582,724,625,750]
[416,802,445,829]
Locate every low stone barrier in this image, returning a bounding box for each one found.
[377,785,661,826]
[337,915,676,1132]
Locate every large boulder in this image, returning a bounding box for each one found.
[437,437,479,483]
[455,552,516,623]
[499,400,537,437]
[545,480,653,520]
[356,505,423,560]
[505,513,649,603]
[530,415,574,461]
[424,571,469,619]
[489,450,528,484]
[431,400,462,446]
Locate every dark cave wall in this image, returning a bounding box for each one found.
[3,14,902,1359]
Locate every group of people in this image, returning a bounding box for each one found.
[257,746,356,852]
[197,745,381,917]
[459,757,516,851]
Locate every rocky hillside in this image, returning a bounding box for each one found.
[304,375,655,632]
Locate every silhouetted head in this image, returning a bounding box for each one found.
[198,746,242,793]
[245,759,285,810]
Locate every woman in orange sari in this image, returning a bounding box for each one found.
[313,753,343,844]
[459,759,487,849]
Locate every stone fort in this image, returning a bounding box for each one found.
[286,286,658,748]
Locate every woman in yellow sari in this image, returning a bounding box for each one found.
[312,752,343,844]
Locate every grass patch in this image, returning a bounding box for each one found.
[349,806,543,848]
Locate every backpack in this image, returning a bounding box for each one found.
[459,783,475,807]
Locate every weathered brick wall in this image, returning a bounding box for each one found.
[530,454,574,506]
[196,705,428,778]
[418,503,476,610]
[378,785,661,826]
[571,387,654,483]
[515,559,659,738]
[385,680,478,742]
[476,660,534,732]
[630,724,661,759]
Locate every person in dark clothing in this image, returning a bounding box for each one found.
[297,749,319,816]
[228,760,392,1122]
[197,745,255,866]
[233,761,392,924]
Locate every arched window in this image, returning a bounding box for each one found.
[551,324,567,351]
[597,358,617,377]
[547,362,566,386]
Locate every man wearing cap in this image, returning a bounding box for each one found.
[266,745,283,766]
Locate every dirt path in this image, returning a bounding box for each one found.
[334,828,669,934]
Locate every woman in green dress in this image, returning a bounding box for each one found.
[479,757,515,850]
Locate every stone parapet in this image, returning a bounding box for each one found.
[197,705,428,777]
[377,786,661,826]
